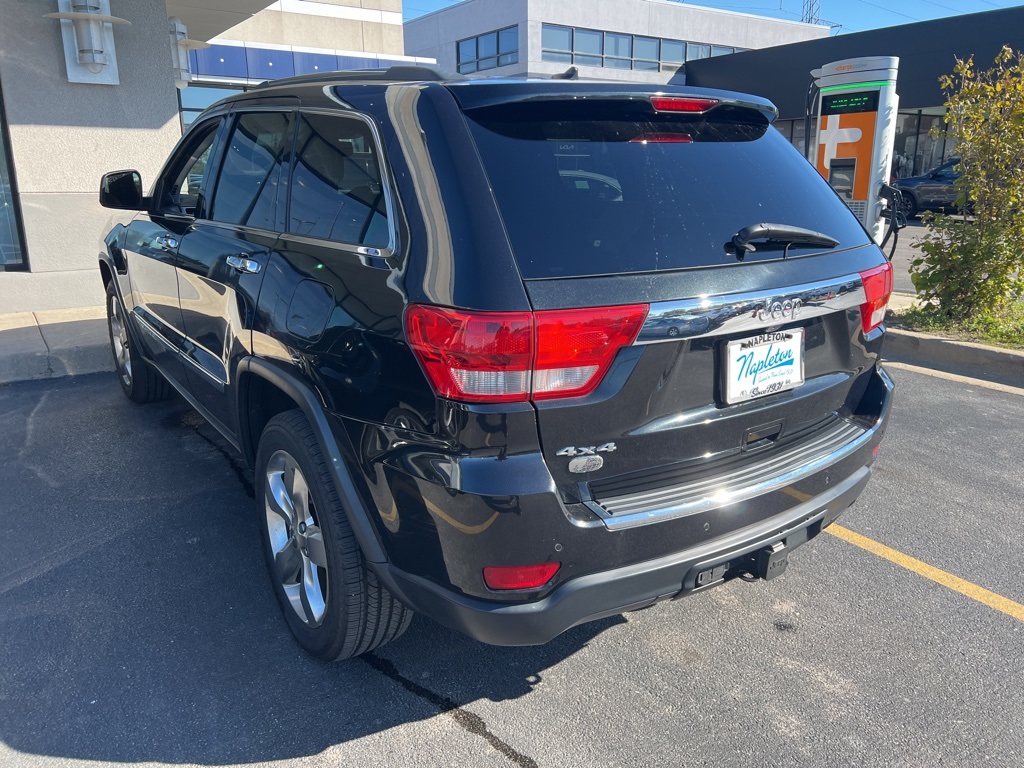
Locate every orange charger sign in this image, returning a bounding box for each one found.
[815,94,879,202]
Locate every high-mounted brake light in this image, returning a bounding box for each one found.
[629,133,692,144]
[404,304,649,403]
[483,562,560,591]
[650,96,719,114]
[859,262,893,334]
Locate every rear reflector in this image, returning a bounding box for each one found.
[859,262,893,334]
[483,562,560,590]
[650,96,720,114]
[629,133,693,144]
[405,304,648,403]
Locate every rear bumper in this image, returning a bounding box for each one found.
[376,366,893,646]
[382,465,871,645]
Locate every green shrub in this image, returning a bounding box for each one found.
[911,47,1024,320]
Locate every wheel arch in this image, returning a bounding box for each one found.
[98,257,114,288]
[238,357,388,564]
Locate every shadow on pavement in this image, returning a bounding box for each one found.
[0,374,620,765]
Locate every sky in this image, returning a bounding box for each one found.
[401,0,1024,35]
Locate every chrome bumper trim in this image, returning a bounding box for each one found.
[586,369,892,531]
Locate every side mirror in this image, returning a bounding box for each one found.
[100,170,145,210]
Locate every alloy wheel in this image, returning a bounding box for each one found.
[108,294,132,388]
[264,450,330,627]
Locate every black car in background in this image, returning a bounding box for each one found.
[98,67,894,660]
[894,158,962,218]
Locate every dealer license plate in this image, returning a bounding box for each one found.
[725,330,805,404]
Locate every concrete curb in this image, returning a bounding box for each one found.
[0,307,112,385]
[883,328,1024,386]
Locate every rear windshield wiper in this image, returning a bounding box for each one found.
[729,223,839,260]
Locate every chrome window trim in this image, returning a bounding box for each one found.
[292,105,399,258]
[635,272,866,344]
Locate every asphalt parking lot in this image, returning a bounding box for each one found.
[1,365,1022,767]
[889,220,925,296]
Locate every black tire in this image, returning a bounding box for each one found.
[256,410,412,660]
[900,193,918,220]
[105,280,172,404]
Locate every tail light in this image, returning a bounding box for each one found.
[859,262,893,334]
[533,306,648,399]
[483,562,560,591]
[650,96,719,113]
[405,304,648,403]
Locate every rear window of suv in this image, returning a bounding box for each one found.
[464,99,872,279]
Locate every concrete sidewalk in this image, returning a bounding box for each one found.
[0,306,111,384]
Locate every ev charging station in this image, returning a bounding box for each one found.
[811,57,899,243]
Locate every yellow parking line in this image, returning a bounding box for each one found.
[826,524,1024,623]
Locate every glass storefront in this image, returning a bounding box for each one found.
[892,108,953,179]
[775,108,952,179]
[1,84,25,270]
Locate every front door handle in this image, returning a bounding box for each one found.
[155,234,179,250]
[225,254,261,274]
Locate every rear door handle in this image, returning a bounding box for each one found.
[225,254,261,274]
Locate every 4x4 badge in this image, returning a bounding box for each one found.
[558,443,616,473]
[556,443,617,458]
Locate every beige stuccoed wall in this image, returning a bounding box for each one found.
[0,0,182,312]
[220,0,404,55]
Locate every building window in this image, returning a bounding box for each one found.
[541,24,572,63]
[457,25,519,74]
[686,44,711,61]
[540,25,729,72]
[0,86,25,270]
[187,43,406,86]
[178,85,244,132]
[660,39,685,72]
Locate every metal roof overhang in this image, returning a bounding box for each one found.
[165,0,275,42]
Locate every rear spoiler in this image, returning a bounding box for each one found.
[444,81,778,123]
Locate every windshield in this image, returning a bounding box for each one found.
[466,102,872,279]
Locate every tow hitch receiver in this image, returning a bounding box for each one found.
[755,541,789,580]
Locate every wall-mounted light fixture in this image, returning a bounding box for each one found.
[45,0,129,85]
[169,17,210,90]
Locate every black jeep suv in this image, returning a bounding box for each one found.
[98,67,893,660]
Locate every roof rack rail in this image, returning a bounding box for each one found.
[252,65,463,90]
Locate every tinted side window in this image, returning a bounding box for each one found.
[288,113,390,247]
[209,111,292,229]
[160,119,221,214]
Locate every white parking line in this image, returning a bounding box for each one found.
[883,361,1024,396]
